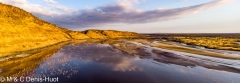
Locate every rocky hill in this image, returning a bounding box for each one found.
[0,2,142,54]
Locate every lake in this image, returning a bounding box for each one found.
[2,39,240,83]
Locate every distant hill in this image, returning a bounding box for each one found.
[0,3,142,54]
[66,30,90,39]
[83,30,141,39]
[68,29,142,39]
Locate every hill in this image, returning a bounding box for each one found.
[0,2,71,53]
[82,29,141,39]
[0,2,142,55]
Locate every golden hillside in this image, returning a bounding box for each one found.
[83,30,141,39]
[0,2,71,53]
[84,30,108,39]
[67,30,90,39]
[0,3,142,55]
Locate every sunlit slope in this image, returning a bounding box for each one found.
[0,3,71,53]
[67,30,90,39]
[168,37,240,51]
[84,30,108,39]
[83,30,142,39]
[0,3,143,54]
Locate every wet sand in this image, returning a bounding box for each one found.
[134,39,240,60]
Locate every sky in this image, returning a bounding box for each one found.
[0,0,239,33]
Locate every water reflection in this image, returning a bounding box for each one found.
[25,40,240,83]
[36,43,142,73]
[0,42,69,77]
[132,41,240,73]
[2,40,240,83]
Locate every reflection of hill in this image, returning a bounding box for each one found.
[1,39,240,78]
[0,41,69,77]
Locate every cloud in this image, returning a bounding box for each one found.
[44,0,72,13]
[117,0,143,5]
[0,0,233,29]
[45,0,233,29]
[0,0,58,16]
[0,0,71,18]
[44,0,57,4]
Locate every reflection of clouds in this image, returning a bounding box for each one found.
[31,43,143,78]
[96,57,142,72]
[176,68,194,74]
[60,43,143,72]
[30,52,79,78]
[113,58,141,72]
[66,43,142,72]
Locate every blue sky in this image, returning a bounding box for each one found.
[0,0,239,33]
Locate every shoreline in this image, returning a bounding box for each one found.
[0,40,72,62]
[132,39,240,60]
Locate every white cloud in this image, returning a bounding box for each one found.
[0,0,72,19]
[44,0,57,4]
[44,0,72,13]
[116,0,145,11]
[117,0,141,5]
[0,0,234,29]
[0,0,58,16]
[44,0,234,29]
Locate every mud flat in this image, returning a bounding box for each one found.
[132,39,240,60]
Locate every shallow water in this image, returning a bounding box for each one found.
[18,41,240,83]
[173,41,240,57]
[235,42,240,45]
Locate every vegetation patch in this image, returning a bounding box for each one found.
[151,43,240,60]
[167,37,240,51]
